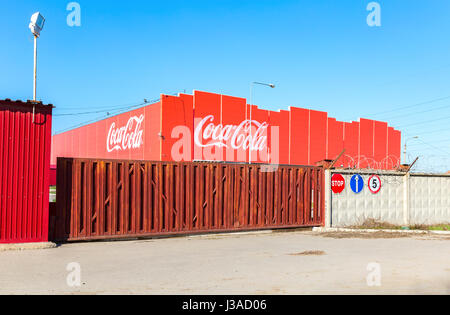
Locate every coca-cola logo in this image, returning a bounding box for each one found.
[194,115,268,152]
[107,115,144,152]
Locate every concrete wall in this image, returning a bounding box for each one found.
[328,170,450,228]
[410,176,450,225]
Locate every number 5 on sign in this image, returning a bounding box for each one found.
[368,175,382,194]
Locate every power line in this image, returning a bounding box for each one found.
[396,114,450,129]
[409,138,450,148]
[53,92,183,134]
[401,127,450,137]
[382,103,450,121]
[53,96,164,117]
[53,101,150,117]
[54,97,161,134]
[368,95,450,118]
[416,138,450,156]
[53,100,151,112]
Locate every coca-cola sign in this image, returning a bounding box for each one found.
[194,115,269,152]
[107,115,144,152]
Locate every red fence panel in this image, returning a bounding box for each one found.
[51,159,325,242]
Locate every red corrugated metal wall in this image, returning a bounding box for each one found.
[0,100,53,244]
[51,90,402,169]
[51,102,162,164]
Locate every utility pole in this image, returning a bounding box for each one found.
[404,136,419,164]
[249,82,275,164]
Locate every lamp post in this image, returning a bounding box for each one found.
[33,34,37,101]
[249,82,275,164]
[29,12,45,101]
[404,136,419,164]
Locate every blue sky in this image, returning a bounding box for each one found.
[2,0,450,171]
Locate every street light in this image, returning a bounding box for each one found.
[249,82,276,164]
[29,12,45,101]
[404,136,419,164]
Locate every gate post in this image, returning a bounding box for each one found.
[403,172,411,227]
[324,169,332,228]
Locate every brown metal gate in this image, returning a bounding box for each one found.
[51,159,325,242]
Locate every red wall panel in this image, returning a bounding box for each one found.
[145,103,162,161]
[309,110,328,165]
[221,95,247,163]
[388,128,402,168]
[78,127,88,160]
[359,119,375,168]
[161,95,194,162]
[327,118,344,161]
[268,110,290,165]
[193,91,223,161]
[289,107,309,165]
[249,106,270,164]
[343,122,360,168]
[72,128,81,160]
[374,121,389,168]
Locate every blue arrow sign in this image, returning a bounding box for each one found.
[350,174,364,194]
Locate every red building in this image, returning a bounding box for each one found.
[0,99,53,244]
[51,90,401,169]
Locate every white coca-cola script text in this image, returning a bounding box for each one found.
[194,115,269,151]
[107,115,144,152]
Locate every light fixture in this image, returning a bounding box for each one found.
[29,12,45,121]
[29,12,45,37]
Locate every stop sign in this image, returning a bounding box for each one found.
[332,174,346,194]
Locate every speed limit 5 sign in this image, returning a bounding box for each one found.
[368,175,382,194]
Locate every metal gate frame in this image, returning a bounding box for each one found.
[51,158,325,242]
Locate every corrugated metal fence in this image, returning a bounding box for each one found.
[0,100,53,244]
[51,159,324,241]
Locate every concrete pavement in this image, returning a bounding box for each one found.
[0,231,449,295]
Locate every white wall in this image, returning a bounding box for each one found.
[410,176,450,225]
[329,171,450,228]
